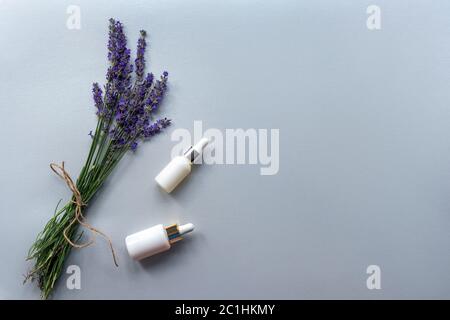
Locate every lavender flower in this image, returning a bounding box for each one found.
[135,30,147,82]
[143,118,171,138]
[92,83,103,115]
[93,19,170,152]
[146,72,168,112]
[104,18,133,113]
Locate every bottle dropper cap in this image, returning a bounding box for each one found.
[184,137,210,162]
[178,223,195,235]
[125,223,195,261]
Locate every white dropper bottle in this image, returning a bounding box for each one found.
[155,137,209,193]
[125,223,195,260]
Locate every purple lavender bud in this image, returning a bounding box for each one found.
[106,19,132,96]
[145,72,168,112]
[92,83,103,115]
[159,117,171,128]
[130,141,138,151]
[117,137,126,146]
[144,73,154,88]
[135,30,147,82]
[143,118,171,138]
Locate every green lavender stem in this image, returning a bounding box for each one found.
[26,119,123,299]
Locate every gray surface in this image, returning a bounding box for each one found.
[0,0,450,299]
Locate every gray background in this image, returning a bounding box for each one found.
[0,0,449,299]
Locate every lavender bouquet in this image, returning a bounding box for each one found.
[26,19,170,299]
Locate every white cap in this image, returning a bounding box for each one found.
[125,223,195,261]
[178,223,195,235]
[192,138,210,155]
[183,137,210,162]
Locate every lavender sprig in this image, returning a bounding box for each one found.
[26,18,171,299]
[135,30,147,81]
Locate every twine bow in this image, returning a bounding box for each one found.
[50,162,118,267]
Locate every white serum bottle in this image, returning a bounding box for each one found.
[155,137,209,193]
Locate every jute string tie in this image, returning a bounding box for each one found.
[50,161,118,267]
